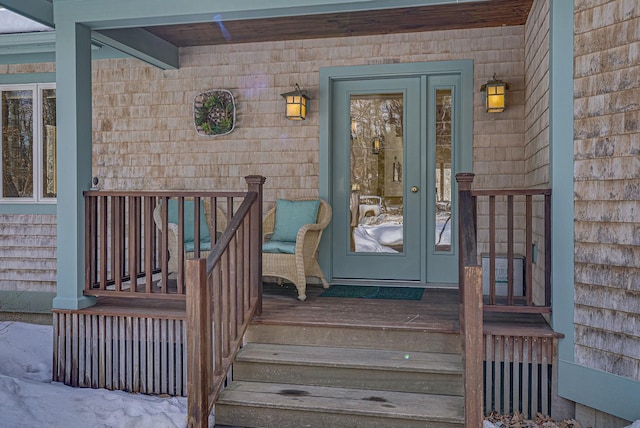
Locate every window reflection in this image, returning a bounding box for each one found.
[349,94,404,253]
[435,89,452,252]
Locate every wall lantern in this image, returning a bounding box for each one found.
[480,73,509,113]
[281,83,310,120]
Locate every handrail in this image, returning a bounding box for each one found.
[185,175,265,428]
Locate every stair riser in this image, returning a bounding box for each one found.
[215,405,463,428]
[246,324,461,354]
[233,362,463,396]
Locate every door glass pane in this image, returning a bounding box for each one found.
[2,90,34,198]
[435,89,452,251]
[349,93,404,253]
[42,88,56,198]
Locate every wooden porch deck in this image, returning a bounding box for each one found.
[79,282,556,338]
[256,282,558,338]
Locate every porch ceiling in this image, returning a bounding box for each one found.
[143,0,533,47]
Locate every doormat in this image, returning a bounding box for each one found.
[319,285,424,301]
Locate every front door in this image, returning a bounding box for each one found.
[329,71,463,284]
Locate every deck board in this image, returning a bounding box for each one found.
[63,282,557,337]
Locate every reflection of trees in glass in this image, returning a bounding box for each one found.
[350,95,402,197]
[2,90,33,198]
[435,90,452,251]
[42,89,56,198]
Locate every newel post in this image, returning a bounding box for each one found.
[456,172,483,427]
[245,175,266,315]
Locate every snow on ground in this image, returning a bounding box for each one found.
[0,321,190,428]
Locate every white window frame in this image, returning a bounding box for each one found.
[0,83,56,204]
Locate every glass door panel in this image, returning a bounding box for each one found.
[435,89,452,252]
[349,94,404,254]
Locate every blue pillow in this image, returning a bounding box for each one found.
[271,199,320,242]
[166,199,211,245]
[262,240,296,254]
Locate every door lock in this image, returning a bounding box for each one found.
[411,186,419,193]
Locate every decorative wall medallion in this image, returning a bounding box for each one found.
[193,89,236,136]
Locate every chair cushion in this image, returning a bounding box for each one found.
[271,199,320,242]
[185,240,212,253]
[262,240,296,254]
[167,199,211,245]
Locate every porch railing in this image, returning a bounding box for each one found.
[83,178,261,299]
[471,184,551,313]
[456,172,553,427]
[185,175,265,428]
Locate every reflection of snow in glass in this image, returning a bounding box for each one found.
[352,212,451,253]
[436,212,452,246]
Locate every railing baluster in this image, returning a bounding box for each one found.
[507,194,514,306]
[100,196,108,290]
[525,195,533,306]
[544,193,552,307]
[144,197,155,294]
[177,196,185,294]
[489,195,496,305]
[160,196,169,293]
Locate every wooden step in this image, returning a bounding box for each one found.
[233,343,463,396]
[215,381,464,428]
[245,323,461,354]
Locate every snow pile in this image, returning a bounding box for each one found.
[0,321,189,428]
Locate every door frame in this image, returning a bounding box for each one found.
[318,60,474,285]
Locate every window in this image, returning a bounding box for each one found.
[1,84,56,203]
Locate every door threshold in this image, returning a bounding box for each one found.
[329,279,458,289]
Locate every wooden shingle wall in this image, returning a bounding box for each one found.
[524,0,551,307]
[90,26,527,207]
[0,214,57,293]
[573,0,640,381]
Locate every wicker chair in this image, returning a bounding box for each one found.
[153,198,227,274]
[262,198,332,301]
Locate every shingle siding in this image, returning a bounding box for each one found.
[573,0,640,381]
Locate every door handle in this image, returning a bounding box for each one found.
[411,186,419,193]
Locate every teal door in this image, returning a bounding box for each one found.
[330,74,462,284]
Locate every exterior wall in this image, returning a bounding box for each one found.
[573,0,640,384]
[0,62,58,299]
[524,0,551,308]
[90,27,526,204]
[524,0,551,189]
[0,214,56,293]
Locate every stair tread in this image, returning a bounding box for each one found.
[237,343,462,374]
[217,381,464,423]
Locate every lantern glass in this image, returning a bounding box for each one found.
[282,85,309,120]
[482,77,507,113]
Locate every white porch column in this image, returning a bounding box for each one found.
[52,21,95,310]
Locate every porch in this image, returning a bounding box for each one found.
[51,174,558,426]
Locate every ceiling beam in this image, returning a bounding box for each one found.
[0,0,54,28]
[53,0,486,29]
[91,28,178,70]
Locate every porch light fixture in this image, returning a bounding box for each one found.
[281,83,310,120]
[480,73,509,113]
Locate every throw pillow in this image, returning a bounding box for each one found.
[271,199,320,242]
